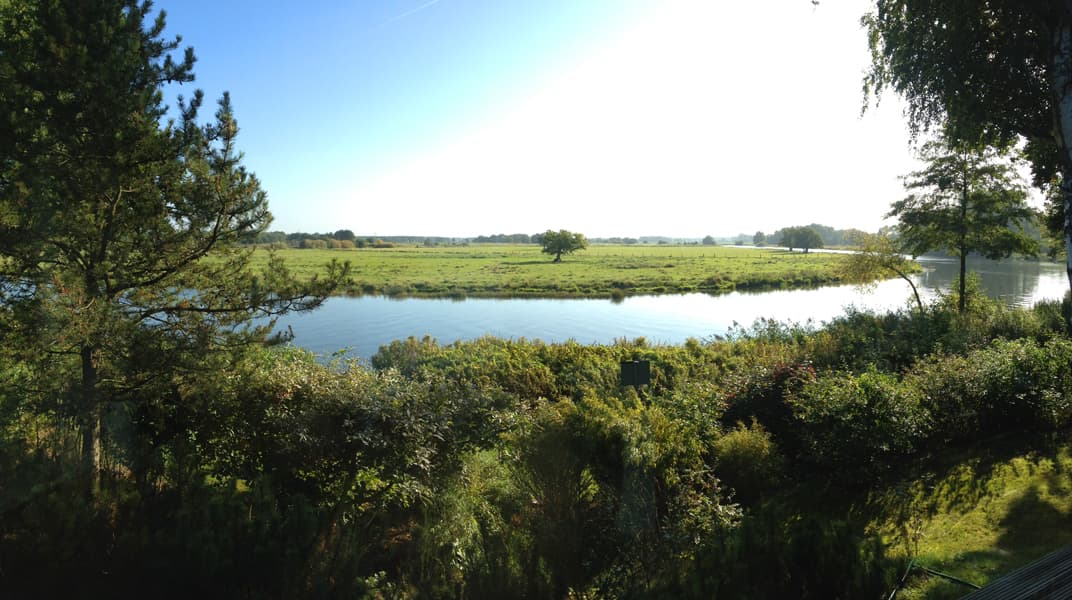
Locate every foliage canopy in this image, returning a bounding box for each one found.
[840,232,923,311]
[778,226,824,253]
[863,0,1072,300]
[0,0,346,489]
[887,137,1037,312]
[539,229,589,262]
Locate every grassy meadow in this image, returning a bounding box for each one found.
[865,434,1072,599]
[250,243,853,298]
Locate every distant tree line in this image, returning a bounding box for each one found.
[246,231,670,247]
[472,233,536,244]
[245,231,467,249]
[590,236,642,245]
[767,224,870,248]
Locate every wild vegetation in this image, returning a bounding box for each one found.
[6,1,1072,598]
[4,282,1072,598]
[236,244,854,298]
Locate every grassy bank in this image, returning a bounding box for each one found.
[248,244,853,298]
[865,433,1072,599]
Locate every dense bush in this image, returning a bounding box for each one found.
[371,335,729,402]
[410,393,743,598]
[805,294,1066,373]
[1,347,516,598]
[719,348,815,456]
[712,419,784,506]
[806,307,955,372]
[6,297,1072,597]
[791,369,930,476]
[675,511,896,599]
[301,238,328,249]
[908,338,1072,444]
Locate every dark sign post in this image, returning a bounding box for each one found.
[620,360,651,388]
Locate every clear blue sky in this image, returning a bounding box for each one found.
[155,0,925,238]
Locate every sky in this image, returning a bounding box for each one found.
[155,0,924,239]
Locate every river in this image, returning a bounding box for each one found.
[273,257,1069,359]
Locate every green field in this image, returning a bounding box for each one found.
[251,244,853,298]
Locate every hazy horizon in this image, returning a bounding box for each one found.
[158,0,926,238]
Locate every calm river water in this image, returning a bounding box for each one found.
[274,257,1069,359]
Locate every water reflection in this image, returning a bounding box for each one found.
[915,257,1067,307]
[274,257,1069,359]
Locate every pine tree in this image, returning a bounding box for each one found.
[0,0,347,494]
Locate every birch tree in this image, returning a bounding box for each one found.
[863,1,1072,308]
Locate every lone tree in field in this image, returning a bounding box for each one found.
[863,0,1072,313]
[541,229,589,262]
[0,0,347,495]
[887,136,1038,313]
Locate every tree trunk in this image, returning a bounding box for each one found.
[81,343,101,499]
[959,177,969,314]
[959,250,967,313]
[1054,20,1072,324]
[1063,175,1072,304]
[892,267,924,313]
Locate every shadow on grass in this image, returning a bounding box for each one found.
[509,260,560,266]
[997,484,1072,554]
[903,485,1072,599]
[862,431,1069,531]
[858,431,1072,598]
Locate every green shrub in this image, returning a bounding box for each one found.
[1032,297,1070,335]
[681,511,896,599]
[175,348,514,596]
[370,335,730,404]
[414,450,529,599]
[713,419,784,506]
[791,370,930,475]
[300,238,327,249]
[805,292,1066,374]
[720,349,816,455]
[806,307,955,372]
[908,338,1072,443]
[575,395,742,598]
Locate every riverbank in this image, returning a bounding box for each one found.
[7,289,1072,598]
[359,299,1072,597]
[249,244,855,298]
